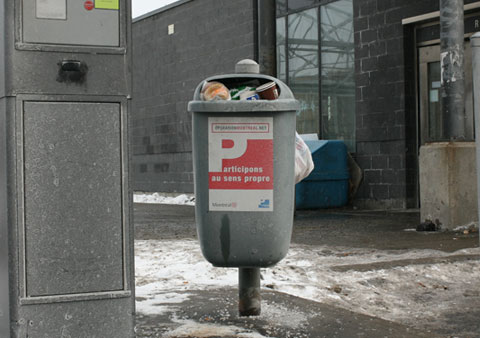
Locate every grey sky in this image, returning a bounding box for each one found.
[132,0,178,18]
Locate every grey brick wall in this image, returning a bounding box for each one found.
[353,0,440,209]
[132,0,476,207]
[132,0,257,193]
[354,0,479,209]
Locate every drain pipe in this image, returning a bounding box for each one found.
[440,0,465,140]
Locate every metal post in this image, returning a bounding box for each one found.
[238,268,261,316]
[440,0,465,140]
[257,0,277,76]
[470,32,480,244]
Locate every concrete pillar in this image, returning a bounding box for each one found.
[419,0,473,230]
[419,143,478,229]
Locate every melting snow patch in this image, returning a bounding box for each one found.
[135,239,237,315]
[453,221,479,231]
[134,192,195,205]
[135,239,480,333]
[135,239,237,295]
[260,302,312,329]
[136,292,192,316]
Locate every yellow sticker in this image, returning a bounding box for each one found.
[95,0,119,10]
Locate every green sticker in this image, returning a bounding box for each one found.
[95,0,119,10]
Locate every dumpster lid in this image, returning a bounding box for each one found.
[305,140,329,153]
[188,73,300,113]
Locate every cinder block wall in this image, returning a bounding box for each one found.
[354,0,479,209]
[353,0,438,209]
[132,0,257,193]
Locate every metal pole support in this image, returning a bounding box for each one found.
[440,0,466,140]
[470,32,480,245]
[257,0,277,76]
[238,267,261,316]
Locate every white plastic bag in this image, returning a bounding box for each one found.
[294,132,314,184]
[200,81,231,101]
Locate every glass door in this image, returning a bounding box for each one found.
[418,43,474,145]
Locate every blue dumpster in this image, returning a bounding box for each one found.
[295,140,350,209]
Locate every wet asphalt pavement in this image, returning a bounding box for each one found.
[134,203,478,251]
[134,203,479,338]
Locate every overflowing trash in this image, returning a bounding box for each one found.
[200,80,279,101]
[200,81,231,101]
[256,81,279,100]
[230,85,259,100]
[417,219,440,232]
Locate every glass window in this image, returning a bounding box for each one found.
[288,0,317,11]
[276,0,287,16]
[320,0,355,151]
[427,61,443,141]
[276,0,355,151]
[288,8,319,135]
[276,17,287,83]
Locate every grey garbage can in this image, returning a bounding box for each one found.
[188,73,299,268]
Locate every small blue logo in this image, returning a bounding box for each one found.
[258,199,270,208]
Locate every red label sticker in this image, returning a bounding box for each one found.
[208,117,274,212]
[209,139,273,190]
[84,1,94,10]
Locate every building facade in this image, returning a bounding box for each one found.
[132,0,258,192]
[132,0,480,209]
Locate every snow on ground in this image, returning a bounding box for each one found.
[454,222,480,232]
[135,239,480,333]
[134,192,195,205]
[133,193,480,334]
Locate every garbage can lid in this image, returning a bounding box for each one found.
[188,73,299,113]
[235,59,260,74]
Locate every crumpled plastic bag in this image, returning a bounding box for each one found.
[230,85,257,100]
[294,132,314,184]
[200,81,231,101]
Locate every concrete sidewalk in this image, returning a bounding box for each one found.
[136,289,437,338]
[134,204,479,338]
